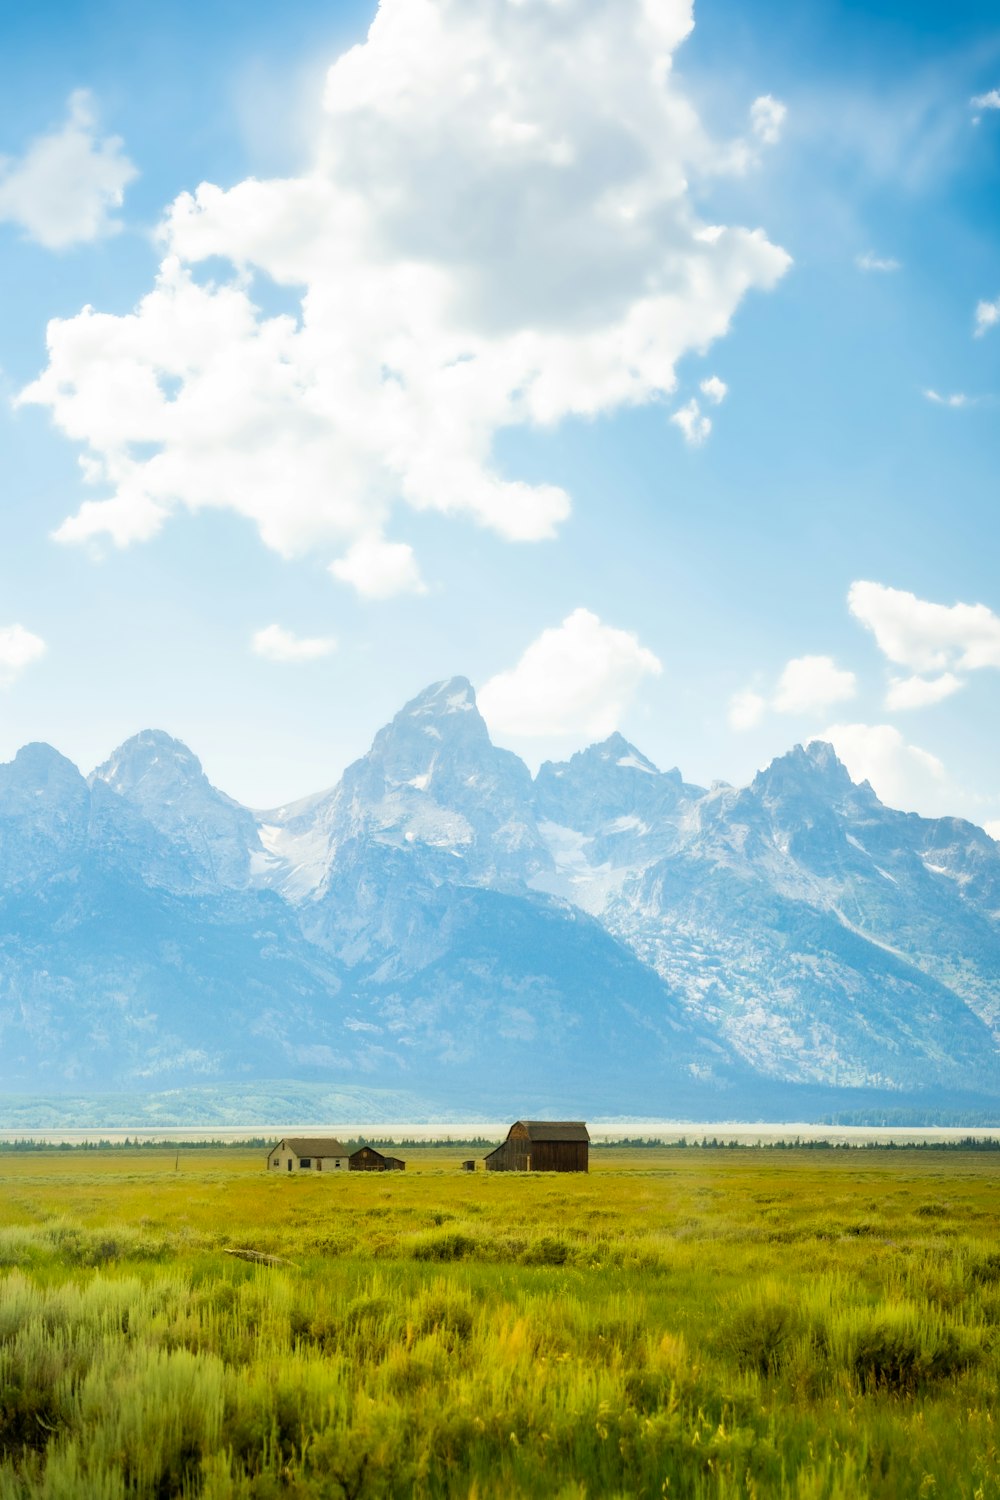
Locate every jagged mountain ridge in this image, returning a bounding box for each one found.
[0,675,998,1105]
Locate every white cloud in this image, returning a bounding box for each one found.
[670,398,711,445]
[731,654,855,730]
[699,375,728,405]
[251,624,336,663]
[328,534,426,600]
[924,388,970,408]
[848,580,1000,674]
[884,673,962,711]
[772,655,857,715]
[750,95,787,146]
[0,624,47,686]
[478,607,661,739]
[971,89,1000,114]
[984,820,1000,842]
[856,251,900,273]
[20,1,789,590]
[728,690,766,731]
[819,722,945,814]
[0,91,136,250]
[975,297,1000,337]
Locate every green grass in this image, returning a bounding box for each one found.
[1,1146,999,1496]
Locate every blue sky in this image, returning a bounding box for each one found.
[0,0,998,824]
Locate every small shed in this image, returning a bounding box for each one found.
[267,1137,349,1173]
[349,1145,406,1172]
[484,1121,589,1173]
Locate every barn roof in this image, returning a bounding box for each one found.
[276,1137,348,1156]
[514,1121,589,1142]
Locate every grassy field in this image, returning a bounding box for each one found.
[1,1144,999,1498]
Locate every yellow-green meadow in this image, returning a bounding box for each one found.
[2,1144,999,1497]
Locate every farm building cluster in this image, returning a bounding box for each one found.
[267,1122,589,1174]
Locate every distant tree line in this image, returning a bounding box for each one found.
[0,1135,502,1153]
[4,1132,1000,1154]
[594,1135,1000,1151]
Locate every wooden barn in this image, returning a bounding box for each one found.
[484,1121,589,1173]
[267,1137,349,1173]
[348,1145,405,1172]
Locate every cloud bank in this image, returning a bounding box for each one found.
[21,0,789,596]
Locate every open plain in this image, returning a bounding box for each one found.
[1,1144,999,1497]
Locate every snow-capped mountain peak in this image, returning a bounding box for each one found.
[404,676,478,719]
[91,728,263,889]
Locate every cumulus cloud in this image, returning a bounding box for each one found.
[750,95,787,146]
[820,722,945,814]
[975,297,1000,337]
[971,89,1000,121]
[328,534,426,600]
[924,389,970,408]
[728,689,766,731]
[848,580,1000,675]
[856,251,900,272]
[478,607,661,739]
[884,673,962,711]
[0,91,136,249]
[699,375,728,404]
[731,654,855,729]
[984,820,1000,842]
[251,624,336,663]
[20,0,789,590]
[772,655,857,715]
[670,398,712,445]
[0,624,47,686]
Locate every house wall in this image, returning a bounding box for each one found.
[267,1147,347,1172]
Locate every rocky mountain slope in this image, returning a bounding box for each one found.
[1,678,997,1111]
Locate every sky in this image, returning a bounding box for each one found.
[0,0,998,827]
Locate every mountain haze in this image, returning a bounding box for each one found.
[0,679,997,1114]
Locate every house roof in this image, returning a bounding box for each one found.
[514,1121,590,1143]
[274,1137,348,1156]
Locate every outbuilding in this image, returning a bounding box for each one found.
[484,1121,589,1173]
[349,1145,405,1172]
[267,1137,349,1173]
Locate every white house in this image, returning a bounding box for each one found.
[267,1137,349,1173]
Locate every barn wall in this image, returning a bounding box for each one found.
[484,1136,588,1172]
[484,1135,531,1172]
[350,1149,394,1171]
[531,1140,588,1173]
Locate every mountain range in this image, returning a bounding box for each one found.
[1,677,998,1118]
